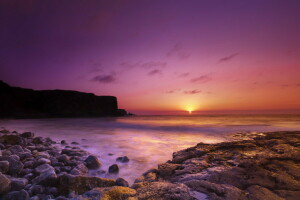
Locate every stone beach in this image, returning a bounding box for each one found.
[0,129,299,200]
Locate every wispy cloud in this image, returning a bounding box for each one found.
[190,74,212,83]
[164,89,181,94]
[120,61,167,69]
[148,69,162,76]
[219,53,239,62]
[167,43,190,60]
[165,90,175,94]
[280,83,300,87]
[91,74,116,83]
[184,89,201,94]
[178,72,190,78]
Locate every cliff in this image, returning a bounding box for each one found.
[0,81,126,118]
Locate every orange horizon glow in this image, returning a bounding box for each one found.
[1,1,300,116]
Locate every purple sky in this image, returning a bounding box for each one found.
[1,0,300,114]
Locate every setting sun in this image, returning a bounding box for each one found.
[188,110,193,114]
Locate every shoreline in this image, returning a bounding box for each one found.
[0,129,299,200]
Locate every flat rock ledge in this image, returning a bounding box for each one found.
[1,129,300,200]
[134,131,300,200]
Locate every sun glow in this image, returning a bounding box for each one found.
[188,110,193,114]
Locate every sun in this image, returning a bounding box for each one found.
[187,109,193,114]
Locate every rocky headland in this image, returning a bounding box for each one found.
[0,81,127,118]
[0,129,299,200]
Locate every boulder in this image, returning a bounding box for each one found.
[58,174,116,195]
[116,178,129,187]
[10,178,28,191]
[135,182,195,200]
[32,164,57,186]
[0,135,26,146]
[8,145,24,154]
[0,172,11,194]
[24,161,34,169]
[32,137,44,144]
[0,155,24,175]
[116,156,130,163]
[21,132,35,138]
[108,164,119,174]
[247,185,284,200]
[76,186,136,200]
[70,164,88,176]
[84,155,101,169]
[35,158,51,166]
[3,189,29,200]
[0,161,9,173]
[56,155,69,163]
[29,184,45,195]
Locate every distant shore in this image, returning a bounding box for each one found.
[0,129,299,200]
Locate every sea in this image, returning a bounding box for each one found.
[1,114,300,184]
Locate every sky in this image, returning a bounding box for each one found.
[1,0,300,115]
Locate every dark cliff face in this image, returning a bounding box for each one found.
[0,81,126,118]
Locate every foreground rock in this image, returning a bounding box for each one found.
[0,130,124,199]
[1,128,300,199]
[134,131,300,200]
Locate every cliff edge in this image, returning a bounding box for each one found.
[0,81,126,118]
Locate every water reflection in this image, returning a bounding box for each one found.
[0,115,299,183]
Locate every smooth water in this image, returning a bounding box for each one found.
[1,115,300,184]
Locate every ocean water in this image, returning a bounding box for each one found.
[1,114,300,184]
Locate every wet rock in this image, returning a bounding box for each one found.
[70,164,88,176]
[0,129,10,134]
[108,164,119,174]
[0,135,26,145]
[32,137,44,144]
[60,140,67,145]
[29,185,45,195]
[19,152,32,161]
[21,132,35,138]
[55,196,68,200]
[24,161,34,169]
[11,178,28,191]
[35,158,51,166]
[247,185,284,200]
[116,178,129,187]
[116,156,130,163]
[32,164,57,186]
[46,187,58,196]
[58,174,116,195]
[0,161,9,173]
[24,173,34,180]
[20,168,33,176]
[29,196,40,200]
[84,155,101,169]
[77,186,137,200]
[157,163,180,178]
[185,179,246,200]
[134,172,157,183]
[1,150,12,156]
[35,151,50,159]
[8,145,24,154]
[0,155,24,175]
[3,189,29,200]
[134,182,195,200]
[0,172,11,194]
[56,155,69,163]
[61,148,88,157]
[71,142,79,145]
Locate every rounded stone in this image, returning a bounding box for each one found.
[108,164,119,174]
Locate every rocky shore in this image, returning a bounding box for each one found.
[0,129,299,200]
